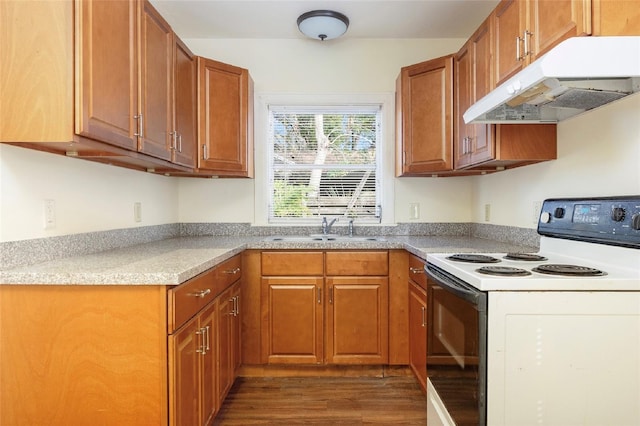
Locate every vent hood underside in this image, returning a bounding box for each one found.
[464,37,640,124]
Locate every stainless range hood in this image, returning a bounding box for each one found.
[464,36,640,124]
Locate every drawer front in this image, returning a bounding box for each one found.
[169,269,217,332]
[408,254,427,290]
[214,255,242,289]
[169,254,242,332]
[325,251,388,276]
[261,251,324,276]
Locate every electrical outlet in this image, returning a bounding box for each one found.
[409,203,420,220]
[44,199,56,229]
[532,201,542,224]
[134,202,142,223]
[484,204,491,222]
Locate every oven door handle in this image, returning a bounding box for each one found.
[425,264,487,311]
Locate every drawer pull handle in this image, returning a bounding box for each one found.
[192,288,211,298]
[410,267,424,274]
[421,306,427,327]
[223,267,241,275]
[233,295,240,317]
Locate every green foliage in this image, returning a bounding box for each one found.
[272,181,311,217]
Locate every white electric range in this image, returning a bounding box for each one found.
[424,196,640,426]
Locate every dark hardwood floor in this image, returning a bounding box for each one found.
[214,375,427,425]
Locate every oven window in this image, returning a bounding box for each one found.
[428,282,485,426]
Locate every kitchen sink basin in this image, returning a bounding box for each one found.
[265,235,386,242]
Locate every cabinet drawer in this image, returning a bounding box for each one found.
[261,251,324,276]
[213,255,242,290]
[169,255,242,332]
[169,269,216,333]
[408,254,427,290]
[325,251,388,276]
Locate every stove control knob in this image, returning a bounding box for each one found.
[632,213,640,230]
[553,207,565,219]
[540,211,552,223]
[611,207,626,222]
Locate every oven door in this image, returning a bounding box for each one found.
[425,264,487,426]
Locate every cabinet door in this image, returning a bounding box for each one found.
[75,0,137,150]
[530,0,591,59]
[169,317,200,426]
[173,37,197,167]
[494,0,527,86]
[198,58,253,176]
[217,286,234,404]
[469,19,494,165]
[138,0,173,161]
[231,283,242,374]
[396,56,454,175]
[454,41,474,169]
[199,303,217,426]
[593,0,640,35]
[261,277,324,364]
[409,281,427,394]
[326,277,389,364]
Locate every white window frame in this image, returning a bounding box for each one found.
[254,93,395,227]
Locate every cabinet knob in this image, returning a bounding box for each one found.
[409,267,424,274]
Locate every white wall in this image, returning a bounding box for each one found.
[179,37,474,225]
[471,93,640,229]
[0,145,179,242]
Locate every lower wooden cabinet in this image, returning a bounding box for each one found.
[0,254,243,426]
[260,250,389,365]
[170,301,217,426]
[407,254,428,394]
[217,281,241,404]
[326,276,389,364]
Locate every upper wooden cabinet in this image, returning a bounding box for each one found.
[455,18,494,169]
[494,0,591,86]
[172,38,198,168]
[138,0,174,161]
[1,0,193,174]
[75,0,138,150]
[198,58,254,177]
[592,0,640,35]
[395,56,455,176]
[493,0,640,87]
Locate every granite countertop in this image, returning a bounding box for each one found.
[0,235,538,285]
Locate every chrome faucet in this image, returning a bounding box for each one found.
[348,219,354,237]
[321,217,337,235]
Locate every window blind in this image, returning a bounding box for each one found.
[268,106,381,223]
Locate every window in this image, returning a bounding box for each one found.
[268,105,381,224]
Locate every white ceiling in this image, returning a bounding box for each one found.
[150,0,500,40]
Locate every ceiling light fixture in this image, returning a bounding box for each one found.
[297,10,349,41]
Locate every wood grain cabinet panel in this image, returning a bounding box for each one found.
[198,58,254,177]
[455,13,557,172]
[261,251,324,276]
[260,250,391,366]
[326,277,389,365]
[138,0,174,161]
[75,0,138,150]
[408,279,428,395]
[0,254,242,426]
[493,0,591,87]
[172,37,198,167]
[261,276,325,364]
[395,55,455,175]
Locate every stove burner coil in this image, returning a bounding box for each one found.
[532,264,607,276]
[446,254,500,263]
[504,253,548,261]
[476,266,532,276]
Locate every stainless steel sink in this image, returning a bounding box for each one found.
[265,235,386,242]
